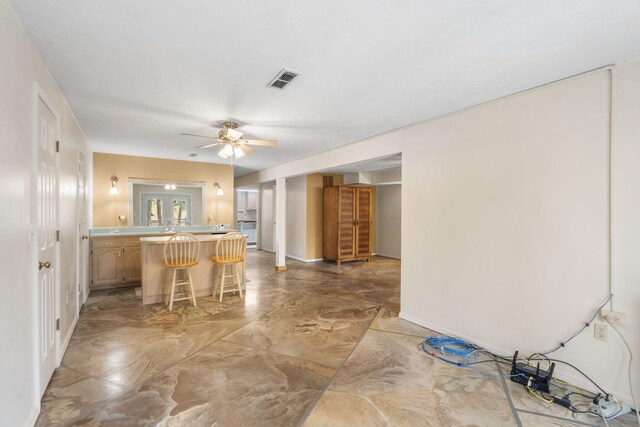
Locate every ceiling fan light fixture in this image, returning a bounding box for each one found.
[217,149,228,159]
[234,146,245,158]
[222,144,234,157]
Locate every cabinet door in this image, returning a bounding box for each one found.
[123,246,142,283]
[92,248,122,287]
[338,187,356,259]
[247,192,257,210]
[355,188,372,257]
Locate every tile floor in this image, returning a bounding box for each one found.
[36,251,636,426]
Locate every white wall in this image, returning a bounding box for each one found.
[375,184,401,259]
[0,1,91,425]
[400,68,617,386]
[232,61,640,405]
[260,183,274,251]
[285,176,307,261]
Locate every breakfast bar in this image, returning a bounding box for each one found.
[140,234,246,305]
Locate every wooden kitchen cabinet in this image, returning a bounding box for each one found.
[91,247,122,287]
[122,246,142,283]
[323,186,372,264]
[90,237,142,289]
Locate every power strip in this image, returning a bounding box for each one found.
[590,395,632,420]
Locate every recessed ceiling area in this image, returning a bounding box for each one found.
[317,154,402,175]
[10,1,640,176]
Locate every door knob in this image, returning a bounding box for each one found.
[82,235,89,240]
[38,260,51,270]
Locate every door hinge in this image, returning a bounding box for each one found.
[123,277,126,283]
[90,249,93,255]
[56,318,60,331]
[55,140,60,153]
[90,279,93,285]
[56,230,60,242]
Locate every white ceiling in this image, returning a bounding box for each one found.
[10,1,640,176]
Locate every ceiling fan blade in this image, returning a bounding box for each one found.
[243,139,277,147]
[238,144,256,155]
[196,142,221,149]
[181,132,221,140]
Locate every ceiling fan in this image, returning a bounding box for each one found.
[181,122,277,164]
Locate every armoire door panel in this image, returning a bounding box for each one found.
[355,188,372,257]
[338,187,355,259]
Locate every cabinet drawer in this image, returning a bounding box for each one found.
[91,238,122,248]
[122,237,141,247]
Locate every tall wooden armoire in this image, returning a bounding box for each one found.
[323,186,372,264]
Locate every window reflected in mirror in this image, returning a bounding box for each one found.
[146,198,163,226]
[131,180,204,226]
[172,198,189,225]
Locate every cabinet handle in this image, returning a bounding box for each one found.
[119,250,121,257]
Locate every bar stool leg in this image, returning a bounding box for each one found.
[219,264,226,302]
[187,267,197,307]
[234,263,243,300]
[164,270,170,306]
[169,269,177,311]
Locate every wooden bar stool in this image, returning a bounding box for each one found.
[211,232,246,302]
[163,233,199,310]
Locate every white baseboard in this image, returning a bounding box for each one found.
[25,402,40,427]
[59,314,79,363]
[398,311,633,406]
[285,255,322,263]
[373,253,401,260]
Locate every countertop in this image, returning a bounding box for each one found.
[90,226,234,238]
[139,234,233,245]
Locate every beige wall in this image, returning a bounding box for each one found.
[375,184,401,258]
[93,153,234,227]
[286,176,308,260]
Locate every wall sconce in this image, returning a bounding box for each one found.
[109,176,119,195]
[214,182,224,196]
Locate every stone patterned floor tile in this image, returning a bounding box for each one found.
[35,367,124,426]
[303,329,517,427]
[223,294,379,368]
[65,341,335,427]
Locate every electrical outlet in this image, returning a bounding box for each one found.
[601,310,627,326]
[594,323,608,341]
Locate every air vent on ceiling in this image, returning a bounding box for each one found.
[268,68,300,89]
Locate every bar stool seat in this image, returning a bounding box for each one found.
[163,233,200,311]
[211,232,246,302]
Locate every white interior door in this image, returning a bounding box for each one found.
[77,152,88,304]
[37,95,59,397]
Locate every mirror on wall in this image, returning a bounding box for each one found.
[129,179,205,226]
